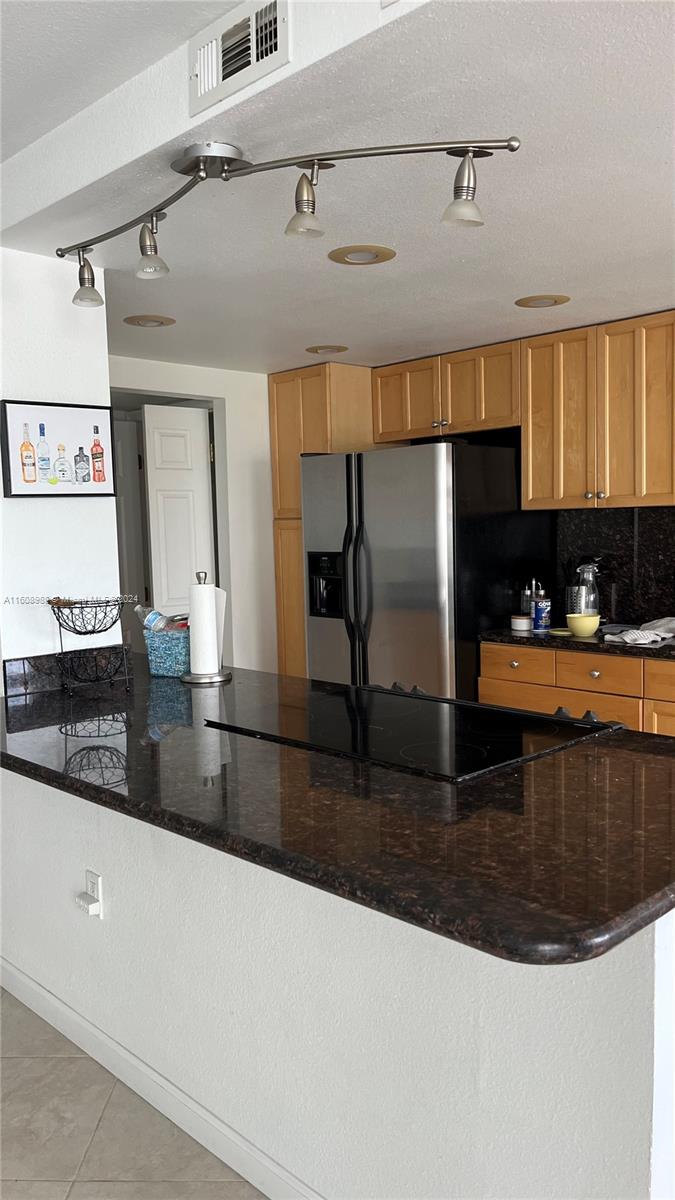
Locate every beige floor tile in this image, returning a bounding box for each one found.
[76,1084,243,1184]
[1,1057,115,1181]
[0,1185,71,1199]
[1,994,85,1059]
[69,1184,267,1199]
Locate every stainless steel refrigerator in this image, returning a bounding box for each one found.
[301,442,556,700]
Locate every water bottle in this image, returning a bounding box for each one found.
[134,604,171,632]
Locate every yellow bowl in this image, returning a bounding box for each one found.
[566,613,600,637]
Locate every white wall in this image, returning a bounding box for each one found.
[1,249,120,659]
[1,770,662,1200]
[108,355,276,672]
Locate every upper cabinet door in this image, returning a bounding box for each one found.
[521,327,597,509]
[372,357,441,442]
[597,311,675,508]
[441,341,520,432]
[269,366,329,518]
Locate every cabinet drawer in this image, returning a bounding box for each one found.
[556,651,642,697]
[478,678,642,730]
[644,659,675,702]
[643,699,675,736]
[481,643,555,686]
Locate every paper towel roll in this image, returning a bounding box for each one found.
[189,582,220,674]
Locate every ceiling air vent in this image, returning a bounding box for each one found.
[189,1,289,117]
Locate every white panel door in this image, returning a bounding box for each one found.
[143,405,215,614]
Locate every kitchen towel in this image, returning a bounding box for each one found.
[188,577,227,675]
[604,617,675,646]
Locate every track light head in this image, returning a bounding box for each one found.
[285,171,324,238]
[136,220,170,278]
[72,252,104,307]
[441,151,485,227]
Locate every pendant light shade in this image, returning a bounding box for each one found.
[442,151,485,226]
[285,171,324,238]
[136,219,170,278]
[441,197,485,226]
[284,210,324,237]
[72,254,104,306]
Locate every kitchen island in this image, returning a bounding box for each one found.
[2,663,674,1199]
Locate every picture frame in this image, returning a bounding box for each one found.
[1,400,116,497]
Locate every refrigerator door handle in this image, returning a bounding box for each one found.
[341,457,359,683]
[353,456,370,685]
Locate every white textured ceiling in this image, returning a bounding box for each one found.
[0,0,236,160]
[3,1,675,372]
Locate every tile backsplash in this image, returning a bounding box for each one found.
[556,507,675,624]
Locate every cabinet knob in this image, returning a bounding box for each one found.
[509,660,520,669]
[589,669,601,679]
[596,491,607,500]
[440,419,449,427]
[431,421,441,428]
[583,491,594,500]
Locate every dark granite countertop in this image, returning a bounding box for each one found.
[2,661,674,965]
[481,629,675,658]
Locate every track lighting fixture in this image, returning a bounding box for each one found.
[136,213,170,278]
[285,162,324,238]
[56,137,521,303]
[441,151,485,227]
[71,250,104,307]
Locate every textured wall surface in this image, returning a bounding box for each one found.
[1,769,658,1200]
[0,249,120,660]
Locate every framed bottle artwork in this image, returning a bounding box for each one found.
[1,400,116,497]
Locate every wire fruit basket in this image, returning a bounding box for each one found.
[48,597,130,694]
[49,597,124,636]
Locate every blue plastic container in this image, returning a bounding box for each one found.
[144,629,190,677]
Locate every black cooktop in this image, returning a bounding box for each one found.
[205,678,617,784]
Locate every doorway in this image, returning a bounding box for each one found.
[111,392,218,652]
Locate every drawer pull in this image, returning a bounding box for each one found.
[589,669,601,679]
[509,660,520,669]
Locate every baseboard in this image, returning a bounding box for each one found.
[1,958,324,1200]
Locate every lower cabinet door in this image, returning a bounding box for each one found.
[274,518,307,678]
[643,699,675,736]
[644,659,675,703]
[478,677,642,730]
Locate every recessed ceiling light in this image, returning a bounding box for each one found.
[328,245,396,266]
[305,344,349,355]
[123,314,176,327]
[514,294,570,309]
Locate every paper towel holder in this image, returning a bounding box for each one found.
[181,570,233,687]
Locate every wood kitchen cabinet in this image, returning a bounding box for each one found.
[597,310,675,507]
[521,326,597,509]
[479,642,675,733]
[440,340,520,432]
[643,699,675,736]
[269,363,373,519]
[372,356,441,442]
[273,518,307,678]
[521,309,675,511]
